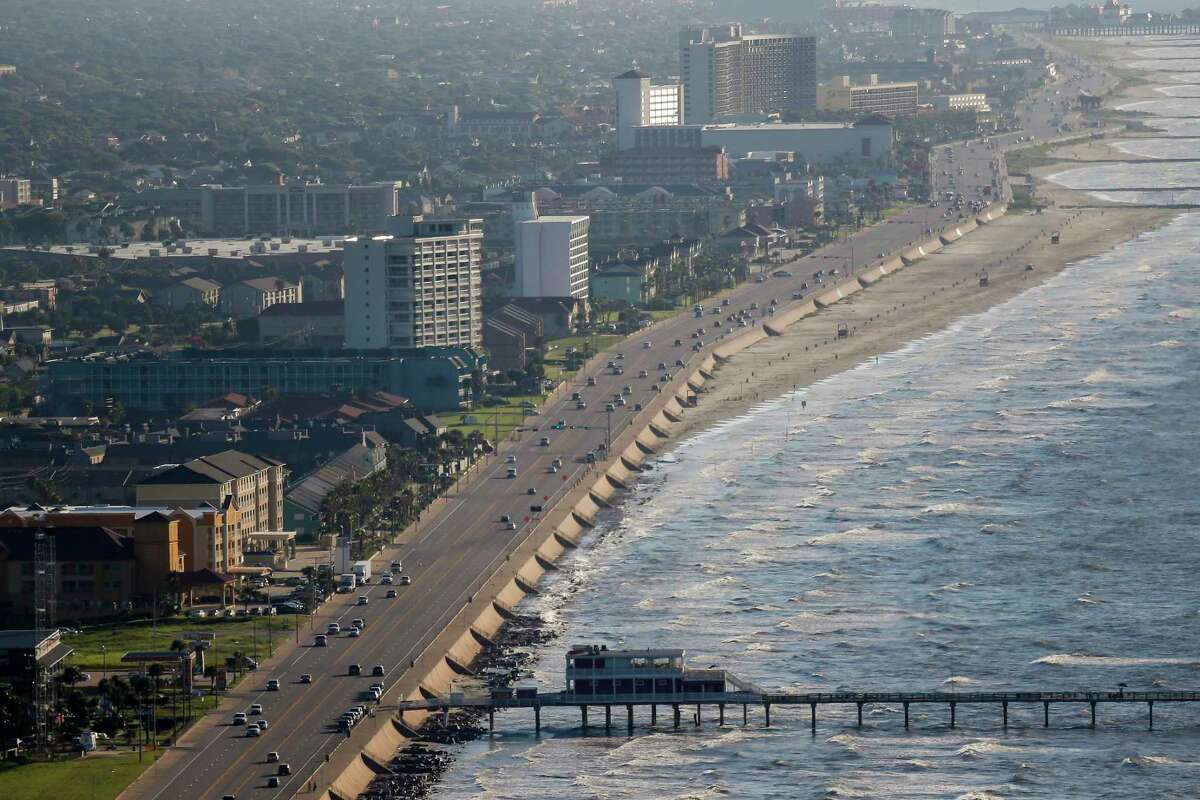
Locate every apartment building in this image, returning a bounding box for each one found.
[680,23,817,123]
[818,75,920,117]
[0,177,31,208]
[157,277,222,310]
[933,93,991,113]
[0,504,240,574]
[342,215,484,350]
[513,195,590,300]
[136,451,284,571]
[219,277,302,318]
[892,7,956,39]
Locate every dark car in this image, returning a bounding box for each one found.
[348,664,362,676]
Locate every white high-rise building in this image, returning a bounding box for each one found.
[614,69,685,150]
[513,195,590,299]
[342,215,484,350]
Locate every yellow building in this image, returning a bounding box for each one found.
[136,451,285,570]
[818,75,919,117]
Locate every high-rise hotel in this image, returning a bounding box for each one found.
[342,216,484,350]
[679,24,817,123]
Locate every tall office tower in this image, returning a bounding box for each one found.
[513,194,591,299]
[680,24,816,123]
[343,215,484,350]
[613,69,685,150]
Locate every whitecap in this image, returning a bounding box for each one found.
[1034,653,1200,667]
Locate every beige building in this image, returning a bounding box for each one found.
[157,277,222,309]
[818,75,919,117]
[342,215,484,349]
[136,451,285,569]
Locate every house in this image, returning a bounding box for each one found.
[394,415,447,447]
[591,263,651,306]
[157,277,222,309]
[219,277,302,318]
[483,318,529,372]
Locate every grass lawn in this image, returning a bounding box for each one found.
[446,394,543,439]
[0,750,162,800]
[68,615,302,672]
[544,333,622,358]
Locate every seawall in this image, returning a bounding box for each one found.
[310,200,1010,800]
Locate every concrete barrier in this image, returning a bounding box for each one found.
[763,299,818,336]
[939,226,964,245]
[900,236,943,265]
[814,277,864,308]
[857,265,888,286]
[713,327,768,361]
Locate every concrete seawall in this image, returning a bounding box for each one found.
[312,200,1009,800]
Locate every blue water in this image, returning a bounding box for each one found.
[427,45,1200,800]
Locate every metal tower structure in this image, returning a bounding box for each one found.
[33,527,56,753]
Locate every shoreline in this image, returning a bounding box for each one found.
[666,201,1175,443]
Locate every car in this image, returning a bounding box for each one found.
[278,763,291,776]
[539,436,550,446]
[372,665,386,677]
[327,622,341,634]
[675,359,685,367]
[571,391,582,401]
[616,397,626,406]
[527,487,537,495]
[232,713,247,725]
[267,751,281,763]
[400,575,411,585]
[386,588,398,598]
[506,467,518,478]
[615,352,624,360]
[500,513,512,523]
[505,521,517,530]
[222,795,237,800]
[658,362,667,370]
[188,609,208,619]
[673,339,682,347]
[249,704,263,715]
[622,385,632,395]
[300,674,313,684]
[314,635,328,647]
[352,618,365,629]
[266,679,280,691]
[634,403,643,411]
[553,457,563,467]
[357,596,369,606]
[638,369,648,378]
[349,628,361,638]
[380,574,393,585]
[391,560,403,571]
[642,340,652,349]
[553,419,566,429]
[505,454,517,464]
[576,401,587,410]
[349,664,362,676]
[257,719,269,730]
[605,402,615,412]
[246,726,261,737]
[267,777,280,789]
[586,376,596,386]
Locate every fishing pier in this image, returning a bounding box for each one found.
[392,645,1200,735]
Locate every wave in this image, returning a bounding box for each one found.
[1122,755,1177,768]
[1083,367,1116,385]
[1033,653,1200,667]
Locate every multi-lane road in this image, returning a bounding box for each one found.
[129,55,1105,800]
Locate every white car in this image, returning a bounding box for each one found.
[249,704,263,715]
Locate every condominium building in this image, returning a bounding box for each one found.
[197,180,403,237]
[342,215,484,350]
[892,7,956,39]
[680,24,817,123]
[512,195,590,300]
[613,70,685,150]
[818,75,919,117]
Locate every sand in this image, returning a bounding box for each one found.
[671,200,1173,440]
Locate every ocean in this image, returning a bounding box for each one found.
[428,45,1200,800]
